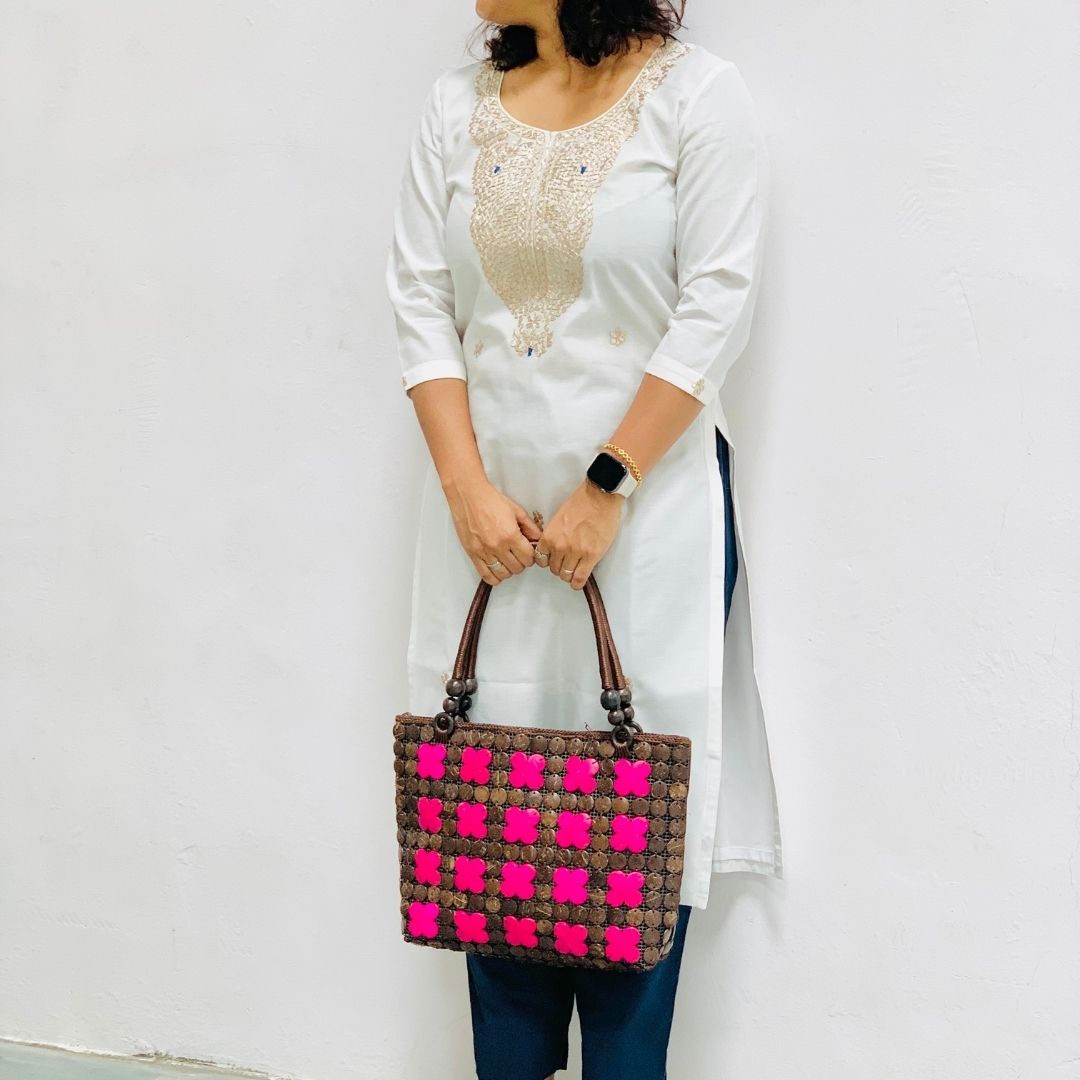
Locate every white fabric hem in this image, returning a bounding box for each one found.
[712,847,784,877]
[402,359,468,394]
[643,351,720,406]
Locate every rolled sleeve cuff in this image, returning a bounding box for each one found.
[401,358,469,394]
[643,351,720,407]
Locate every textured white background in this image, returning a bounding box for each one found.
[1,3,1078,1079]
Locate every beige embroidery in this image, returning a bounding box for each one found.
[691,377,706,397]
[469,39,691,359]
[473,339,485,357]
[401,375,408,388]
[609,327,626,346]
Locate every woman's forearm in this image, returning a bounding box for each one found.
[407,378,488,495]
[407,377,542,584]
[408,371,704,501]
[604,373,707,479]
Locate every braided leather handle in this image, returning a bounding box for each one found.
[431,569,640,747]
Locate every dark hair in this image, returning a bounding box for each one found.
[474,1,688,71]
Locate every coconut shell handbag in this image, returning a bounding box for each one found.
[392,570,692,972]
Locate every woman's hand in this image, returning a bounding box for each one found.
[443,474,543,586]
[535,479,623,590]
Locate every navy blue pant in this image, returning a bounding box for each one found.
[467,905,692,1080]
[717,425,738,629]
[466,428,737,1079]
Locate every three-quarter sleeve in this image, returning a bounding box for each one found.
[385,75,468,394]
[642,61,769,408]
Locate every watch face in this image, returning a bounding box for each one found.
[587,452,628,492]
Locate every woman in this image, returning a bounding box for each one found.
[385,3,782,1077]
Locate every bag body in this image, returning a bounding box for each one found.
[393,571,692,972]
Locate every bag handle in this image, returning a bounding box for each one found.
[432,567,640,749]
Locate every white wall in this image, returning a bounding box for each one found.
[1,3,1077,1079]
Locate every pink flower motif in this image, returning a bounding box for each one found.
[556,810,592,850]
[417,742,446,780]
[604,924,641,963]
[460,746,492,785]
[605,870,644,907]
[456,801,488,839]
[613,758,652,798]
[502,805,540,845]
[552,866,589,905]
[500,861,536,900]
[454,855,486,894]
[564,755,599,794]
[553,921,589,957]
[407,901,439,939]
[417,796,443,833]
[509,751,546,790]
[610,813,648,853]
[414,849,442,886]
[453,910,489,944]
[504,915,538,948]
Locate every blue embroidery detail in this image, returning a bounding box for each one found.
[493,164,501,174]
[527,346,533,357]
[580,164,587,174]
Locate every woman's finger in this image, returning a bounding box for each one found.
[546,547,568,578]
[505,530,537,572]
[532,543,552,571]
[481,557,514,583]
[557,555,581,585]
[469,554,500,586]
[569,557,593,591]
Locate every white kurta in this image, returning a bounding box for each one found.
[385,37,782,909]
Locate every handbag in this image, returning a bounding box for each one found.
[392,570,692,972]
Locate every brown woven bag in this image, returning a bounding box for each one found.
[393,570,692,972]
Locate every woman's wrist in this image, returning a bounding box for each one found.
[580,476,622,508]
[440,464,490,500]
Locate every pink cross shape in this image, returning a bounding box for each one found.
[500,861,537,900]
[456,801,488,839]
[414,849,442,886]
[552,866,589,905]
[613,758,652,797]
[453,910,489,944]
[502,805,540,845]
[417,796,443,833]
[604,924,641,963]
[564,755,599,794]
[610,813,648,853]
[453,855,486,894]
[417,742,446,780]
[504,915,538,948]
[460,746,492,784]
[509,751,546,790]
[407,901,439,939]
[553,921,589,957]
[605,870,644,907]
[556,810,592,850]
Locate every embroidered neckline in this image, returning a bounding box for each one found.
[468,37,692,359]
[493,37,684,136]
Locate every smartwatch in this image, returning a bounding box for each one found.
[586,451,639,498]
